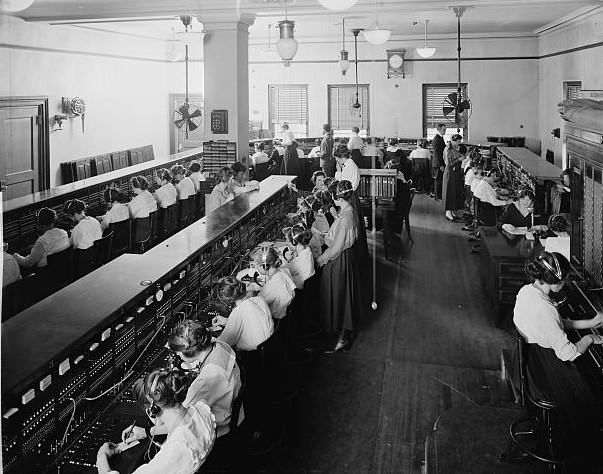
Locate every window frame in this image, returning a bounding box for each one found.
[327,84,370,137]
[267,83,309,138]
[422,83,469,140]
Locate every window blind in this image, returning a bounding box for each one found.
[564,81,582,100]
[268,84,308,137]
[328,84,370,134]
[423,83,469,132]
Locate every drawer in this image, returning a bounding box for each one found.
[499,261,526,275]
[499,275,528,291]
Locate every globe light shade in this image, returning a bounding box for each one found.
[416,46,436,58]
[0,0,34,12]
[363,28,391,45]
[339,50,350,75]
[166,39,184,62]
[317,0,358,11]
[276,20,298,67]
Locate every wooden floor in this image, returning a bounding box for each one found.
[257,195,530,473]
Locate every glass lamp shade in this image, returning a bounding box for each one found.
[276,20,298,66]
[0,0,34,12]
[416,46,436,58]
[363,28,391,45]
[166,40,184,62]
[317,0,358,11]
[339,50,350,75]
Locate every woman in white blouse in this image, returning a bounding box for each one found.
[317,180,363,353]
[98,188,129,232]
[207,167,234,214]
[211,276,274,352]
[153,168,177,209]
[171,164,196,201]
[128,176,157,219]
[513,251,603,460]
[64,199,102,250]
[187,161,205,193]
[97,368,216,474]
[283,224,315,290]
[252,246,296,320]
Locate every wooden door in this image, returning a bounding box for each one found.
[0,97,49,200]
[169,94,204,154]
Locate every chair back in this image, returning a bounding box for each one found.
[178,198,191,230]
[255,162,270,181]
[93,231,114,268]
[73,247,95,279]
[149,210,158,245]
[477,198,497,226]
[515,334,556,411]
[46,247,73,288]
[167,203,178,236]
[132,217,151,244]
[109,220,130,257]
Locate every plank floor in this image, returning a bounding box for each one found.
[255,195,531,473]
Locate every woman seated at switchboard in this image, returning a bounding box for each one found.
[252,246,296,321]
[153,168,177,209]
[230,162,260,197]
[311,170,327,194]
[207,167,235,214]
[98,188,129,232]
[97,368,216,474]
[167,319,243,438]
[513,251,603,466]
[187,161,205,193]
[171,165,196,201]
[13,208,70,270]
[129,175,158,219]
[282,224,315,290]
[499,188,546,231]
[210,276,274,352]
[64,199,103,250]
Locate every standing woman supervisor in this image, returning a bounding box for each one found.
[442,134,465,221]
[317,180,363,353]
[513,251,603,465]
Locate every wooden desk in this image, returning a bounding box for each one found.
[479,226,543,323]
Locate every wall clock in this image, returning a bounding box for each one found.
[387,50,405,79]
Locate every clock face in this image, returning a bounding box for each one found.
[389,54,403,69]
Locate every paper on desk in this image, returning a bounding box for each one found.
[525,231,535,240]
[501,224,528,235]
[115,439,140,454]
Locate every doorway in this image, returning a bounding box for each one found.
[0,97,50,200]
[169,94,204,154]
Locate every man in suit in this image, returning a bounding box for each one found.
[320,124,335,177]
[431,123,446,201]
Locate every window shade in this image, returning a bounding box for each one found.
[424,83,468,131]
[328,84,370,134]
[268,84,308,137]
[564,81,582,100]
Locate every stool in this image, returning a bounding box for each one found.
[500,336,575,473]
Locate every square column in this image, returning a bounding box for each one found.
[200,13,255,162]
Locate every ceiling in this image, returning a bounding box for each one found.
[12,0,603,42]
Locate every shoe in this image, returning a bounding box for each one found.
[429,193,435,198]
[470,244,482,254]
[461,224,476,231]
[325,335,351,354]
[467,235,480,242]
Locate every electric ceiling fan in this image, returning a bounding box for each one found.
[443,7,473,130]
[173,16,202,138]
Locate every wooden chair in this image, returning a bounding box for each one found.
[177,198,191,230]
[93,232,114,268]
[149,210,158,246]
[109,220,130,258]
[73,247,95,280]
[476,198,497,226]
[132,217,151,253]
[254,162,270,181]
[46,247,73,289]
[167,203,178,236]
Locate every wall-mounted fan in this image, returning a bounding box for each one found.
[173,16,202,138]
[442,7,473,131]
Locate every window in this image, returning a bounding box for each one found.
[327,84,370,137]
[423,83,469,141]
[563,81,582,100]
[268,84,308,138]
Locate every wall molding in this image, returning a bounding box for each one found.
[0,43,167,63]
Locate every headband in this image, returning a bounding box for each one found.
[539,253,563,281]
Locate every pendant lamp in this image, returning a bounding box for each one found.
[416,20,436,58]
[338,18,350,76]
[0,0,34,12]
[276,2,298,66]
[362,0,391,45]
[317,0,358,11]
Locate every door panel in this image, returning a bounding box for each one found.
[0,105,40,201]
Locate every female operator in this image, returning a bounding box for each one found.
[252,246,296,321]
[167,319,243,438]
[96,368,216,474]
[513,251,603,464]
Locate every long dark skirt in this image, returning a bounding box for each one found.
[320,244,363,333]
[442,162,464,211]
[280,145,293,175]
[350,190,369,259]
[525,344,601,455]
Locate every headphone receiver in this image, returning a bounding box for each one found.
[145,372,162,419]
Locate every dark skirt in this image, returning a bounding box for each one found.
[524,344,601,454]
[281,145,293,175]
[442,162,464,211]
[320,244,363,333]
[350,190,369,259]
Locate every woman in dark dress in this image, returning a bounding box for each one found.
[317,180,363,353]
[442,134,465,221]
[513,252,603,468]
[499,188,547,230]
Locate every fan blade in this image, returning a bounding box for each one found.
[189,108,202,119]
[187,119,198,132]
[174,118,186,129]
[446,92,458,105]
[178,104,189,115]
[443,106,456,116]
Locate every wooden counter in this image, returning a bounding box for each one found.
[497,147,561,183]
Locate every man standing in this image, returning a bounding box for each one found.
[431,123,446,201]
[320,124,335,177]
[347,126,364,167]
[280,123,295,175]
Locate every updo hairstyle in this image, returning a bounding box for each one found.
[215,276,246,306]
[336,180,354,201]
[548,214,569,233]
[37,207,57,226]
[289,224,313,246]
[132,368,189,409]
[171,165,185,177]
[64,199,86,216]
[168,320,212,358]
[524,251,570,285]
[131,175,149,191]
[188,161,202,173]
[252,246,281,270]
[311,170,326,185]
[156,168,173,183]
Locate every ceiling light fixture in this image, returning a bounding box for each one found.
[416,20,436,58]
[317,0,358,11]
[363,0,391,45]
[338,18,350,76]
[276,2,298,66]
[352,29,361,109]
[0,0,34,13]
